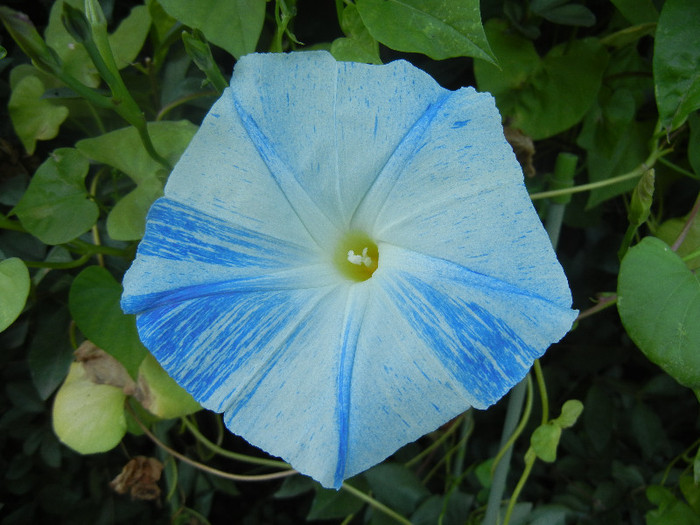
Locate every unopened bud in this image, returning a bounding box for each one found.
[628,169,655,227]
[0,7,61,73]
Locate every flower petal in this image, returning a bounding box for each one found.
[229,52,447,228]
[160,81,327,247]
[122,198,335,313]
[351,86,569,301]
[338,245,575,480]
[133,278,371,489]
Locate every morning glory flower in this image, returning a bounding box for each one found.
[121,51,577,489]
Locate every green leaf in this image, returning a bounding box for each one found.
[584,383,614,452]
[52,362,126,454]
[611,0,658,24]
[653,0,700,131]
[680,474,700,514]
[628,169,655,227]
[69,266,147,377]
[157,0,265,59]
[355,0,496,63]
[364,463,430,515]
[532,2,595,27]
[630,401,666,458]
[689,112,700,177]
[618,237,700,388]
[8,75,69,154]
[576,54,652,208]
[0,257,30,333]
[475,19,608,139]
[106,177,164,241]
[13,148,98,245]
[274,475,316,499]
[76,120,197,240]
[307,484,365,520]
[108,5,152,70]
[331,4,381,65]
[27,307,73,400]
[552,399,584,428]
[530,423,562,463]
[646,485,700,525]
[655,213,700,271]
[411,492,474,525]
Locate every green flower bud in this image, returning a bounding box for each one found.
[0,7,61,73]
[629,168,655,227]
[61,3,91,44]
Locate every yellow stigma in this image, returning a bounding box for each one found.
[334,231,379,282]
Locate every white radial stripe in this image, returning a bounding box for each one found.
[375,87,520,222]
[161,88,316,248]
[350,86,505,234]
[230,53,449,229]
[348,93,451,233]
[227,52,341,227]
[376,181,572,303]
[333,59,447,224]
[230,93,341,246]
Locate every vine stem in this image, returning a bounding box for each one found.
[404,413,465,468]
[127,404,297,482]
[502,450,536,525]
[533,361,549,425]
[341,482,412,525]
[576,294,618,321]
[181,416,289,469]
[529,148,669,201]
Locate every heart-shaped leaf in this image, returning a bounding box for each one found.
[618,237,700,388]
[356,0,496,63]
[13,148,98,245]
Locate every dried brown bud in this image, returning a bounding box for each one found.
[110,456,164,501]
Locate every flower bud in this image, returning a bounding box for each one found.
[0,7,61,73]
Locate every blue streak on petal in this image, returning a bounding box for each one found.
[333,285,369,487]
[140,198,312,269]
[383,273,530,408]
[122,265,336,314]
[137,286,337,413]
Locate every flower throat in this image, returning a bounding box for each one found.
[335,231,379,282]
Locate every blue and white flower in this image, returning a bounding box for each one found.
[121,51,577,489]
